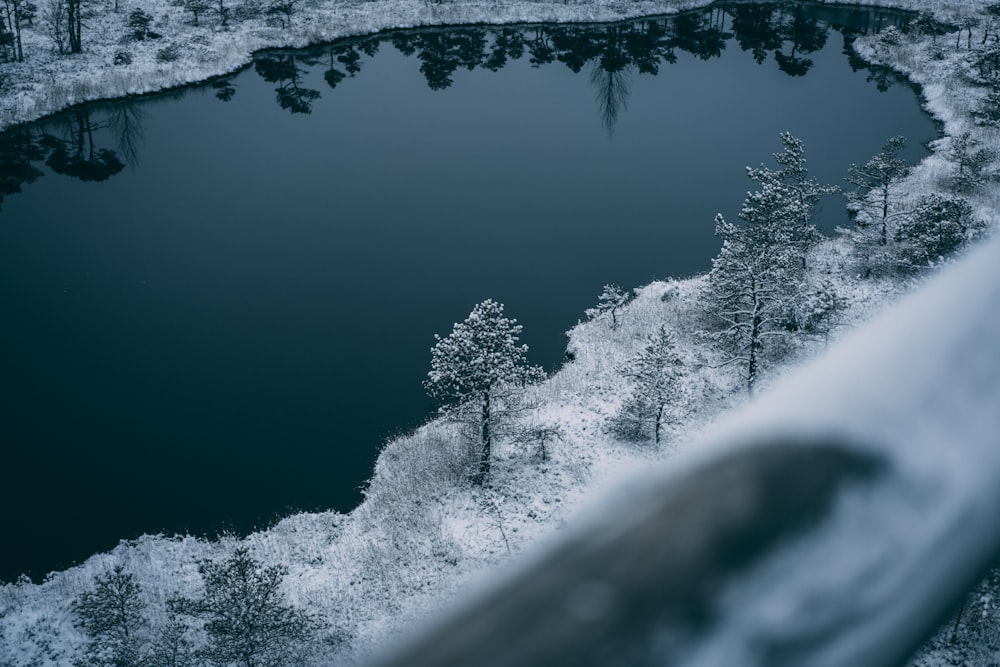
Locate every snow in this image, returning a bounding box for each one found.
[676,233,1000,666]
[3,0,1000,665]
[365,233,1000,666]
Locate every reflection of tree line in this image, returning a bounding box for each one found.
[0,3,915,209]
[0,104,138,210]
[241,4,912,128]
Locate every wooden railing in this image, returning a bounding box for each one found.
[368,234,1000,667]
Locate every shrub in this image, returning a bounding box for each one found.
[156,44,180,62]
[126,8,153,40]
[896,194,985,266]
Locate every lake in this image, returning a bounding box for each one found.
[0,2,937,581]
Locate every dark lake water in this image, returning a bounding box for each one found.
[0,2,937,581]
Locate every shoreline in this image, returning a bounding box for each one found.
[0,0,974,132]
[2,0,999,664]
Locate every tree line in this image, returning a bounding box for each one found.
[428,128,988,478]
[0,6,928,212]
[241,5,909,124]
[72,548,323,667]
[0,5,917,117]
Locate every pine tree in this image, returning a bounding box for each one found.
[148,613,197,667]
[72,565,148,667]
[802,280,846,346]
[770,131,840,225]
[911,11,952,43]
[705,134,828,395]
[844,135,909,247]
[947,131,994,193]
[585,283,631,329]
[171,548,320,667]
[705,212,802,397]
[608,325,683,444]
[425,299,544,484]
[896,194,985,267]
[743,132,833,265]
[125,8,153,40]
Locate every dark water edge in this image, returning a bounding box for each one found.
[0,2,938,582]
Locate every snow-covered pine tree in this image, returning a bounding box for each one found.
[802,280,846,347]
[608,324,683,445]
[170,548,320,667]
[703,133,832,395]
[425,299,544,484]
[895,193,985,267]
[148,613,198,667]
[844,135,909,247]
[72,565,149,667]
[946,131,995,193]
[704,212,803,397]
[743,132,832,266]
[126,8,153,40]
[585,283,632,329]
[771,131,840,224]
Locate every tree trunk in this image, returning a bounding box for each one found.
[66,0,81,53]
[477,391,492,485]
[950,599,965,643]
[12,0,22,62]
[654,404,663,445]
[747,283,761,398]
[880,185,889,237]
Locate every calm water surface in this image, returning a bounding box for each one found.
[0,3,937,580]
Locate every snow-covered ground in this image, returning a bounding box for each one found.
[2,0,1000,665]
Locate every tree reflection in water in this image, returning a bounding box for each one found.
[250,2,913,129]
[0,2,916,212]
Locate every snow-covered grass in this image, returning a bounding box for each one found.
[3,0,1000,665]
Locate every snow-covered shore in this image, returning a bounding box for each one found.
[2,0,1000,665]
[0,0,984,131]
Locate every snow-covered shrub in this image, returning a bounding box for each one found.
[126,8,155,40]
[232,0,264,21]
[947,131,996,193]
[896,194,986,267]
[156,43,180,61]
[366,427,473,512]
[878,25,903,48]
